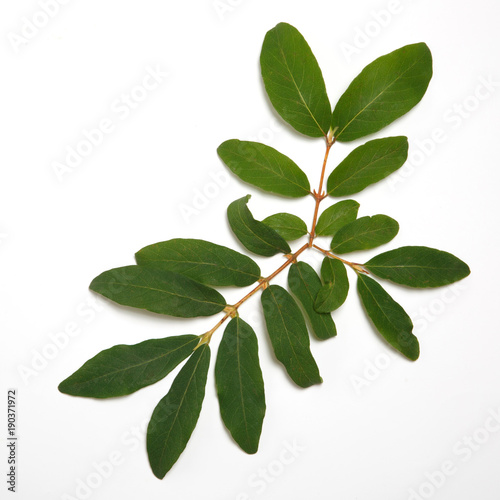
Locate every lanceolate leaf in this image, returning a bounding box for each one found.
[314,258,349,313]
[365,246,471,288]
[215,318,266,454]
[330,215,399,254]
[332,43,433,142]
[315,200,360,237]
[227,195,291,256]
[58,335,199,398]
[147,344,210,479]
[135,238,261,287]
[260,22,331,138]
[357,274,419,360]
[90,266,226,317]
[327,137,409,196]
[262,213,308,241]
[218,140,310,197]
[261,285,322,388]
[288,262,337,340]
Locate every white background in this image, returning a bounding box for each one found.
[1,0,500,499]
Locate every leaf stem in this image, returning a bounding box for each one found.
[312,244,368,274]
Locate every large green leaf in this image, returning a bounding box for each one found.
[357,274,419,360]
[147,344,210,479]
[365,246,470,288]
[330,215,399,254]
[288,262,337,340]
[215,318,265,454]
[260,22,331,138]
[218,140,310,197]
[314,258,349,313]
[315,200,360,237]
[135,238,260,287]
[90,266,226,317]
[332,43,433,142]
[262,213,308,241]
[327,137,408,196]
[58,335,199,398]
[227,195,291,256]
[261,285,322,388]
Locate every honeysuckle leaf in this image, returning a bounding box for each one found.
[327,137,408,196]
[260,22,331,138]
[262,213,308,241]
[357,274,419,360]
[365,246,471,288]
[215,318,265,454]
[90,266,226,317]
[288,262,337,340]
[58,335,199,398]
[147,344,210,479]
[227,195,291,257]
[218,140,310,197]
[261,285,322,388]
[332,43,433,142]
[315,200,360,237]
[314,258,349,313]
[330,215,399,254]
[135,238,261,287]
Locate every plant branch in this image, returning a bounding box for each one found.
[312,244,368,274]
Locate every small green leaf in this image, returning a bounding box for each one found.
[357,274,419,360]
[260,22,331,138]
[90,266,226,317]
[315,200,360,237]
[327,137,409,196]
[135,238,261,287]
[365,246,470,288]
[215,318,266,454]
[288,262,337,340]
[262,213,308,241]
[330,215,399,254]
[218,140,310,197]
[314,258,349,313]
[58,335,199,398]
[332,43,433,142]
[227,195,291,257]
[147,344,210,479]
[261,285,322,388]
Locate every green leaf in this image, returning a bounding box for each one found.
[288,262,337,340]
[147,344,210,479]
[314,258,349,313]
[261,285,322,388]
[218,140,310,197]
[260,22,331,138]
[365,246,470,288]
[135,238,260,287]
[227,195,291,257]
[90,266,226,318]
[58,335,199,398]
[262,213,308,241]
[357,274,419,360]
[332,43,433,142]
[327,137,409,196]
[215,318,266,454]
[330,215,399,254]
[315,200,360,237]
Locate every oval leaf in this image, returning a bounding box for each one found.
[261,285,322,388]
[135,238,261,287]
[58,335,199,398]
[260,22,331,138]
[147,344,210,478]
[262,213,308,241]
[314,258,349,313]
[327,137,409,196]
[218,140,310,197]
[227,195,291,257]
[365,246,470,288]
[215,318,266,454]
[316,200,360,237]
[90,266,226,317]
[357,274,419,360]
[332,43,433,142]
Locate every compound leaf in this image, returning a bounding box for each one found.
[262,213,308,241]
[315,200,360,237]
[314,258,349,313]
